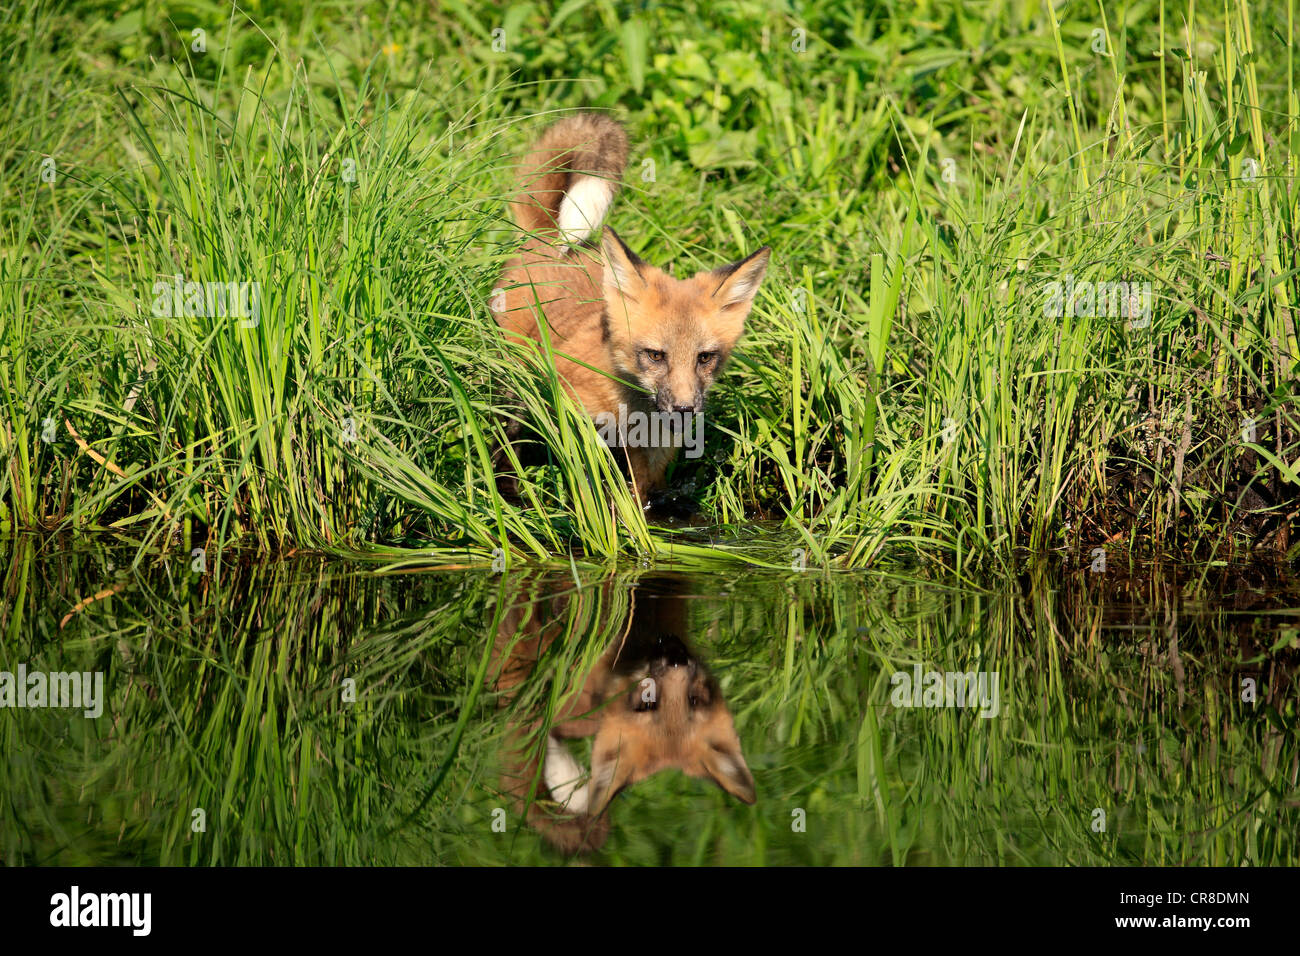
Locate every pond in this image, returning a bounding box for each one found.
[2,542,1296,865]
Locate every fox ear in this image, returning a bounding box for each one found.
[699,739,756,804]
[709,246,771,313]
[601,228,647,298]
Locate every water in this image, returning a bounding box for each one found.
[2,543,1296,865]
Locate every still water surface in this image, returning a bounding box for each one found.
[3,546,1296,865]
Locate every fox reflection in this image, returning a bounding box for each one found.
[492,576,755,854]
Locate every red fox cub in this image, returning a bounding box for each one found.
[493,113,771,505]
[491,576,755,854]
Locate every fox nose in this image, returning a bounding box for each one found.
[671,404,696,414]
[653,634,692,668]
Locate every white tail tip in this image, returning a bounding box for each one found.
[544,734,591,814]
[556,176,615,245]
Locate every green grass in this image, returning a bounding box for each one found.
[2,0,1300,570]
[2,539,1295,865]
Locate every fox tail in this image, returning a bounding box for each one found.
[510,113,628,245]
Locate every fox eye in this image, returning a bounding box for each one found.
[642,348,666,363]
[697,351,717,366]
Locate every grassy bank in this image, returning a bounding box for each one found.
[3,0,1300,569]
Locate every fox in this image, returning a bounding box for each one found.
[492,113,771,505]
[491,575,755,854]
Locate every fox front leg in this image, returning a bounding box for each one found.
[625,448,658,507]
[626,445,678,507]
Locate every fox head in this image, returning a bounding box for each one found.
[582,633,756,817]
[601,229,771,415]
